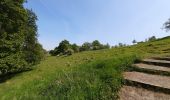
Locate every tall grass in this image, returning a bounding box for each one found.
[40,55,138,100]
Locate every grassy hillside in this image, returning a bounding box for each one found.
[0,36,170,99]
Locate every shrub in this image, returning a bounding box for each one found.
[65,49,74,55]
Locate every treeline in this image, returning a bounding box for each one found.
[50,36,158,56]
[132,36,157,44]
[49,40,110,56]
[0,0,45,76]
[109,36,157,48]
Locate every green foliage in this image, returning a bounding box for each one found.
[92,40,101,50]
[0,1,45,75]
[132,40,137,44]
[80,42,92,51]
[118,43,123,47]
[65,49,74,55]
[103,43,110,49]
[50,40,111,56]
[50,40,81,56]
[24,43,45,65]
[49,50,55,56]
[49,40,73,56]
[0,0,28,75]
[163,18,170,31]
[148,36,156,42]
[23,9,45,65]
[92,40,107,50]
[57,40,71,54]
[71,43,79,53]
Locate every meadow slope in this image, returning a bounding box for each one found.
[0,36,170,99]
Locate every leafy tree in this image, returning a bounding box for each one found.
[92,40,101,47]
[80,42,92,51]
[0,0,28,75]
[49,50,56,56]
[65,49,74,55]
[148,36,156,42]
[71,43,79,53]
[163,18,170,31]
[57,40,71,54]
[0,0,45,75]
[50,40,74,56]
[50,40,110,56]
[132,40,137,44]
[118,43,123,47]
[30,43,45,64]
[92,40,102,50]
[102,43,110,49]
[23,9,44,64]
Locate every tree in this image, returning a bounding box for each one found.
[92,40,102,50]
[92,40,101,47]
[23,9,44,64]
[50,40,73,56]
[49,50,56,56]
[132,40,137,44]
[50,40,77,56]
[80,42,92,51]
[148,36,156,42]
[118,43,123,47]
[163,18,170,31]
[0,0,28,75]
[0,0,45,75]
[71,43,79,53]
[57,40,71,54]
[102,43,110,49]
[65,49,74,55]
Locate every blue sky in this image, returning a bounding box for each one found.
[24,0,170,50]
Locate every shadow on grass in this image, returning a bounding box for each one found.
[0,69,32,83]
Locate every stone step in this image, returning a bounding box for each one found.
[152,57,170,61]
[132,63,170,75]
[119,86,170,100]
[142,59,170,67]
[124,72,170,92]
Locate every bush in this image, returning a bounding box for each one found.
[65,49,74,55]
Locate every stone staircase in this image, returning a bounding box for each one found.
[119,57,170,100]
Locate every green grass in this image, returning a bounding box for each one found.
[40,55,137,100]
[0,36,170,99]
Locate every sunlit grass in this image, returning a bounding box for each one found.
[0,36,170,99]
